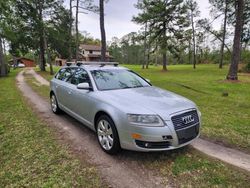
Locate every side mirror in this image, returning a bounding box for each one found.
[77,83,92,90]
[145,79,150,83]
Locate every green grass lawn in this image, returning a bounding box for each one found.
[0,70,103,187]
[35,66,59,81]
[133,148,250,187]
[37,64,250,152]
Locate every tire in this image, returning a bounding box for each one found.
[96,115,121,154]
[50,93,61,114]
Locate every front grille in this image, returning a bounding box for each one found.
[135,140,170,149]
[171,110,200,145]
[171,110,199,131]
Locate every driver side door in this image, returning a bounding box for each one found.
[67,68,95,127]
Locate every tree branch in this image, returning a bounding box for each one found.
[72,5,96,12]
[206,29,231,54]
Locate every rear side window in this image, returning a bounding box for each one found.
[55,68,66,80]
[70,68,91,85]
[55,68,76,81]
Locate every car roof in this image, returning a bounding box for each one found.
[61,62,128,71]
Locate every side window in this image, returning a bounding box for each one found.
[60,68,76,81]
[55,68,66,80]
[61,68,72,81]
[70,68,91,85]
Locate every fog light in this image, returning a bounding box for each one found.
[131,133,142,139]
[162,135,173,140]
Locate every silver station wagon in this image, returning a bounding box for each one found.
[50,62,201,154]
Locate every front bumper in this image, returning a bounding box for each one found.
[119,118,200,152]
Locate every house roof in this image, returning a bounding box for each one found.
[79,44,109,51]
[8,57,34,62]
[79,52,112,58]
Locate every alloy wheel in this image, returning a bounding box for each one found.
[51,95,57,113]
[97,119,114,150]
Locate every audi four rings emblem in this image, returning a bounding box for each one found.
[182,115,194,124]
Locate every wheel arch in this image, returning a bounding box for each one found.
[94,111,113,130]
[50,90,55,97]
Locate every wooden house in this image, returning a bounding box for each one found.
[79,44,112,62]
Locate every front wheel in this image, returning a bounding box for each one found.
[50,93,61,114]
[96,115,121,154]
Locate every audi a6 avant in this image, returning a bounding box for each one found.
[50,62,201,154]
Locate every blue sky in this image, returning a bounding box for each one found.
[65,0,221,41]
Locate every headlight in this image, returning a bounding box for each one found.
[127,114,165,127]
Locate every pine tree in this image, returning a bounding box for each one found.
[209,0,233,69]
[227,0,245,80]
[0,1,8,76]
[99,0,107,61]
[187,0,200,69]
[133,0,189,71]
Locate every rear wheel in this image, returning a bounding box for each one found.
[50,93,61,114]
[96,115,121,154]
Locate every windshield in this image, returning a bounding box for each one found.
[91,69,151,91]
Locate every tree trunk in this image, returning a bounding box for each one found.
[162,51,167,71]
[39,35,46,71]
[146,27,151,69]
[146,51,150,69]
[162,21,167,71]
[188,37,192,64]
[75,0,79,61]
[191,11,196,69]
[38,0,46,71]
[154,45,158,66]
[48,50,53,75]
[155,55,158,66]
[0,36,7,77]
[142,22,147,69]
[227,0,245,80]
[44,35,53,75]
[69,0,73,61]
[100,0,107,62]
[219,0,228,69]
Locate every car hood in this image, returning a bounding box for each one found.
[96,86,197,120]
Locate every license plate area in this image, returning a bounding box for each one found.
[176,124,199,144]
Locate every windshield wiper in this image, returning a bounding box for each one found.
[122,86,133,89]
[121,85,144,89]
[132,85,144,88]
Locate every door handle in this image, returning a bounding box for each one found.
[68,90,72,95]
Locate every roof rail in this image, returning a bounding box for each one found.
[76,62,84,66]
[76,61,119,67]
[66,62,75,66]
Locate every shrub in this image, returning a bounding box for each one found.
[244,62,250,73]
